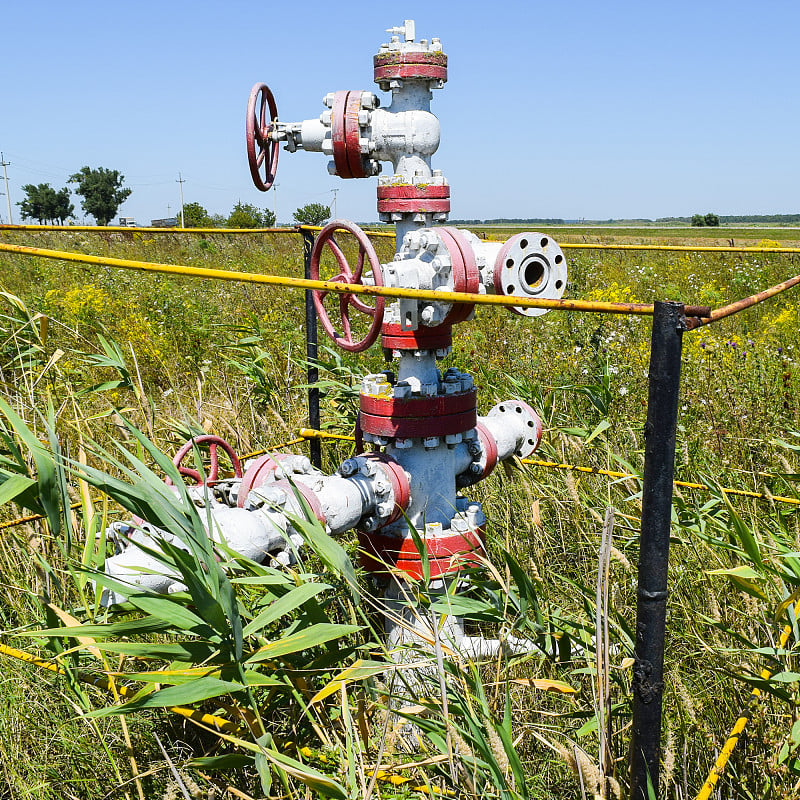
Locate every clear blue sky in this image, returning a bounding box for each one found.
[2,1,798,224]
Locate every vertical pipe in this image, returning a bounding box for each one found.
[629,301,685,800]
[301,229,322,469]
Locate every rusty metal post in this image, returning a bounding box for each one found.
[301,228,322,469]
[630,301,685,800]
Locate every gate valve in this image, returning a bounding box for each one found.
[245,21,451,230]
[166,435,244,486]
[309,219,386,352]
[307,220,568,354]
[246,83,280,191]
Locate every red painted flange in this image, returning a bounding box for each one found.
[237,453,296,508]
[361,452,411,526]
[331,91,369,179]
[360,388,477,419]
[376,183,451,214]
[310,220,385,352]
[373,51,448,83]
[475,422,499,479]
[358,526,485,579]
[380,322,453,352]
[436,227,480,325]
[168,435,243,486]
[359,408,477,438]
[246,83,280,192]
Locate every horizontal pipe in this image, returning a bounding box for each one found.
[7,225,799,253]
[0,224,300,234]
[0,641,240,733]
[0,242,671,315]
[686,273,800,329]
[297,429,800,506]
[558,242,800,255]
[0,224,396,238]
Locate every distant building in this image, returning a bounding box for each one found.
[118,217,137,227]
[151,217,179,228]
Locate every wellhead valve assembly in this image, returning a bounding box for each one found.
[102,21,569,664]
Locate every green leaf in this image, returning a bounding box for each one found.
[0,397,60,535]
[86,676,245,716]
[723,495,762,566]
[247,623,362,663]
[289,507,360,603]
[585,419,611,445]
[0,473,37,506]
[88,641,220,661]
[428,595,501,618]
[243,582,332,637]
[707,565,763,580]
[769,671,800,683]
[187,754,254,770]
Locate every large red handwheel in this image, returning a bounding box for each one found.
[167,435,243,486]
[310,220,385,352]
[246,83,279,192]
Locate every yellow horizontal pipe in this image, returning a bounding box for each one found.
[0,242,657,315]
[7,224,799,253]
[298,429,800,506]
[0,641,240,733]
[559,242,800,254]
[0,224,302,234]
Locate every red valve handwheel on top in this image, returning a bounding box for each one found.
[246,83,280,192]
[167,435,244,486]
[310,220,386,352]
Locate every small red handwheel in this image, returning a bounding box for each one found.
[310,220,385,352]
[246,82,279,192]
[167,435,244,486]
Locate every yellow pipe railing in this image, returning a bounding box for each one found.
[5,223,799,253]
[0,241,662,316]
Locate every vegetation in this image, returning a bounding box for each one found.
[227,201,276,228]
[293,202,331,226]
[68,166,132,226]
[0,225,799,798]
[18,183,74,225]
[691,212,721,227]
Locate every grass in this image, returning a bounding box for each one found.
[0,225,799,798]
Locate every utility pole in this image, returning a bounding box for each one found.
[176,172,186,228]
[331,188,338,219]
[272,183,280,224]
[1,153,12,224]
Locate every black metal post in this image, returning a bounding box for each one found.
[629,301,685,800]
[301,229,322,469]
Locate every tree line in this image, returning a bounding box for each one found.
[17,166,332,229]
[19,166,131,226]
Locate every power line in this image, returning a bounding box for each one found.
[176,172,186,228]
[1,153,12,224]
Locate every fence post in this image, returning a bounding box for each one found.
[301,228,322,469]
[629,300,685,800]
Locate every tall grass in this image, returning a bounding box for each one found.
[0,227,798,797]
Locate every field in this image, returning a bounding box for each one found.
[0,224,799,799]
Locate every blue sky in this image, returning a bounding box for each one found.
[2,1,798,224]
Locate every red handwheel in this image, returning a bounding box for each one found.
[310,220,385,352]
[168,435,244,486]
[246,83,280,192]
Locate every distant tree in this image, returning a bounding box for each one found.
[68,166,132,226]
[18,183,74,225]
[293,203,331,227]
[182,201,214,228]
[704,212,720,227]
[691,214,705,227]
[226,201,276,228]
